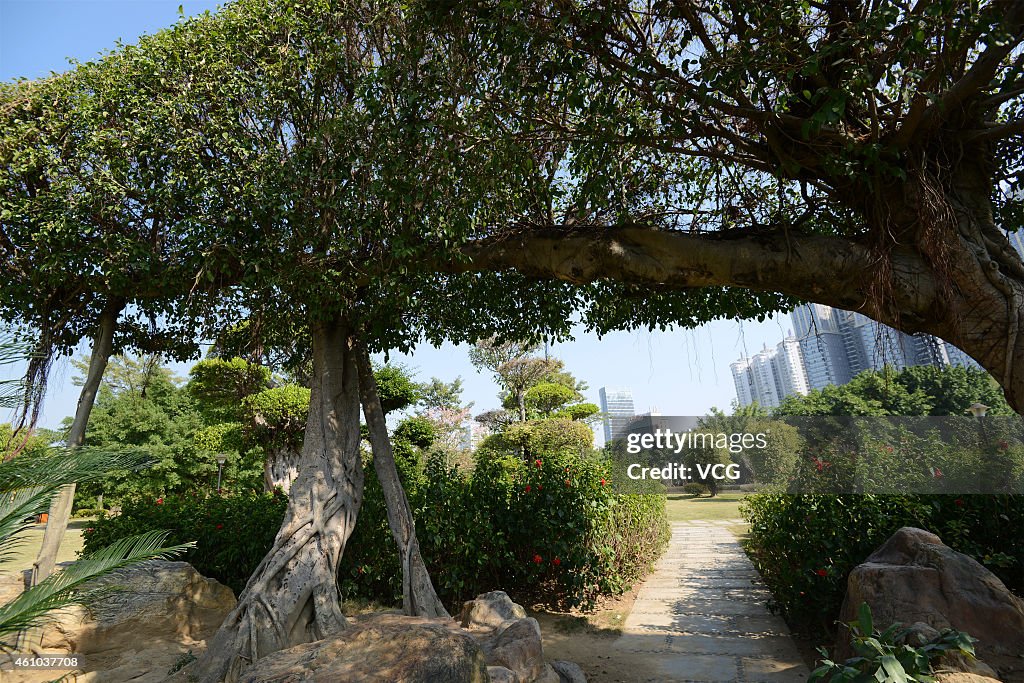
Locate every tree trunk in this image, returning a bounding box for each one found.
[188,317,364,683]
[933,160,1024,416]
[353,341,450,619]
[32,302,120,584]
[263,447,301,492]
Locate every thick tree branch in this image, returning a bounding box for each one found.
[456,227,940,329]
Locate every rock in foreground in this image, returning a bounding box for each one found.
[837,527,1024,679]
[3,560,235,683]
[239,591,580,683]
[239,613,489,683]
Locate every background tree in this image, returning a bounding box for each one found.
[775,365,1014,416]
[0,29,220,580]
[470,338,557,421]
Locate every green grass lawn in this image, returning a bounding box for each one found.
[0,519,92,573]
[664,491,747,523]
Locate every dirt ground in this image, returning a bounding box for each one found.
[530,584,665,683]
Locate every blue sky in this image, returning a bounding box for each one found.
[0,0,791,432]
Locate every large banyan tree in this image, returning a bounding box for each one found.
[4,0,1024,680]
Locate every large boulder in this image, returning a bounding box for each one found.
[836,527,1024,668]
[460,590,528,630]
[461,592,562,683]
[4,561,235,683]
[49,560,235,654]
[238,613,489,683]
[477,617,557,683]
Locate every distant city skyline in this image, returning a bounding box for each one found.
[732,304,983,409]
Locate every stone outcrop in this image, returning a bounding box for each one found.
[4,569,581,683]
[460,590,528,630]
[238,613,490,683]
[237,592,579,683]
[837,527,1024,680]
[3,560,236,683]
[550,660,588,683]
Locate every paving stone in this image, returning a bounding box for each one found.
[655,654,739,682]
[666,634,802,657]
[612,522,812,683]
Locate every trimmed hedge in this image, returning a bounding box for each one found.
[741,493,1024,634]
[84,451,669,611]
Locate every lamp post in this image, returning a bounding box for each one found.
[966,403,990,493]
[215,453,227,494]
[966,403,989,419]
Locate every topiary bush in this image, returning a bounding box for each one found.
[682,482,709,497]
[741,493,1024,635]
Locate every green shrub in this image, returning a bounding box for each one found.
[85,451,669,612]
[683,482,709,497]
[741,493,1024,634]
[82,491,288,595]
[344,449,669,610]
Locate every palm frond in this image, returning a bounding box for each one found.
[0,447,154,493]
[0,531,194,648]
[0,486,55,564]
[0,448,158,560]
[0,379,24,411]
[0,330,31,410]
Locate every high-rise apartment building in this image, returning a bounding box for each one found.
[599,387,636,442]
[733,303,983,408]
[792,304,852,389]
[731,336,810,409]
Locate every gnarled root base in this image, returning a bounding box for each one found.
[187,318,364,683]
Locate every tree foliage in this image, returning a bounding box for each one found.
[775,365,1014,416]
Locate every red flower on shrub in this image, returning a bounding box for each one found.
[533,554,543,564]
[998,440,1010,451]
[552,557,561,566]
[955,498,965,507]
[565,467,570,473]
[600,479,607,487]
[538,484,543,490]
[884,445,894,453]
[565,479,571,487]
[525,485,531,493]
[815,568,828,577]
[932,467,944,479]
[216,523,224,530]
[156,498,163,505]
[535,459,542,468]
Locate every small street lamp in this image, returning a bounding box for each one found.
[966,403,996,493]
[966,403,990,418]
[215,453,227,494]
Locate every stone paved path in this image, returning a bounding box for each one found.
[612,521,811,683]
